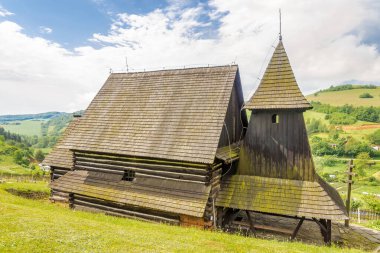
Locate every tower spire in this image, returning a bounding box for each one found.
[279,9,282,41]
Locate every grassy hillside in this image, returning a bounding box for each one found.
[0,120,44,136]
[0,181,365,253]
[307,87,380,106]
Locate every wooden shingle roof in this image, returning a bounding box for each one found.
[59,65,239,164]
[215,142,240,164]
[216,175,348,220]
[42,117,80,169]
[244,41,312,110]
[51,170,211,217]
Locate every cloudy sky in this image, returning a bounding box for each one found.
[0,0,379,115]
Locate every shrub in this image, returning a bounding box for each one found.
[368,129,380,145]
[321,155,338,167]
[359,93,373,98]
[34,150,45,163]
[351,199,363,210]
[362,195,380,212]
[328,112,357,125]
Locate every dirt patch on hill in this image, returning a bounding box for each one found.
[341,124,380,131]
[5,188,49,200]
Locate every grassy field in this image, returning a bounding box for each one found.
[0,120,43,136]
[306,88,380,107]
[0,181,365,253]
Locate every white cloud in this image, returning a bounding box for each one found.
[0,0,379,115]
[39,26,53,34]
[0,5,13,17]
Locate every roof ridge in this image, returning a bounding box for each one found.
[111,64,238,76]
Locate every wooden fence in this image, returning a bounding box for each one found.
[350,209,380,222]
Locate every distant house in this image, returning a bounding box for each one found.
[43,34,347,244]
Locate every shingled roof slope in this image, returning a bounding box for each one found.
[244,41,312,110]
[51,170,211,217]
[59,65,239,164]
[42,117,80,169]
[215,175,348,220]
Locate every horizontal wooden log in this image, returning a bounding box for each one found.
[75,156,209,175]
[73,198,179,224]
[74,151,208,169]
[75,162,209,182]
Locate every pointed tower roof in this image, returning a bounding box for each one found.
[245,40,312,110]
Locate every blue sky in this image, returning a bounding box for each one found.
[0,0,169,48]
[0,0,379,114]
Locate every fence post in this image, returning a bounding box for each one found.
[345,159,355,227]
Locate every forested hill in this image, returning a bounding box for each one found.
[0,112,65,123]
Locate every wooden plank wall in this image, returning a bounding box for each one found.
[218,76,247,148]
[238,111,315,181]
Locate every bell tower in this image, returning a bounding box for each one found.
[238,37,315,181]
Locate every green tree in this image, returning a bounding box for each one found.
[34,150,45,163]
[362,195,380,212]
[368,129,380,145]
[355,152,370,179]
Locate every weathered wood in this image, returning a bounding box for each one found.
[291,216,305,240]
[68,193,74,209]
[345,159,354,227]
[238,112,314,181]
[73,198,179,224]
[246,211,256,236]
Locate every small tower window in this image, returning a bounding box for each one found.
[122,170,135,181]
[272,114,279,124]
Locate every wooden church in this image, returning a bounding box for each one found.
[44,34,347,243]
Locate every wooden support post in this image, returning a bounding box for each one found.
[216,207,223,229]
[222,208,240,227]
[313,218,331,246]
[345,159,354,227]
[326,220,332,246]
[246,211,256,237]
[291,216,305,241]
[68,193,74,209]
[50,168,54,182]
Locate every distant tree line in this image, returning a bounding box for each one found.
[317,84,377,93]
[311,101,380,124]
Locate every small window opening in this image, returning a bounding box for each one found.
[272,114,279,124]
[122,170,135,181]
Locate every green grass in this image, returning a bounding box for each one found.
[0,182,364,253]
[0,155,32,176]
[307,88,380,107]
[0,120,44,136]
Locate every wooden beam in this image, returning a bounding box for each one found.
[68,193,74,209]
[312,218,327,234]
[326,219,332,246]
[222,208,240,227]
[290,216,305,240]
[246,211,256,237]
[312,218,332,245]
